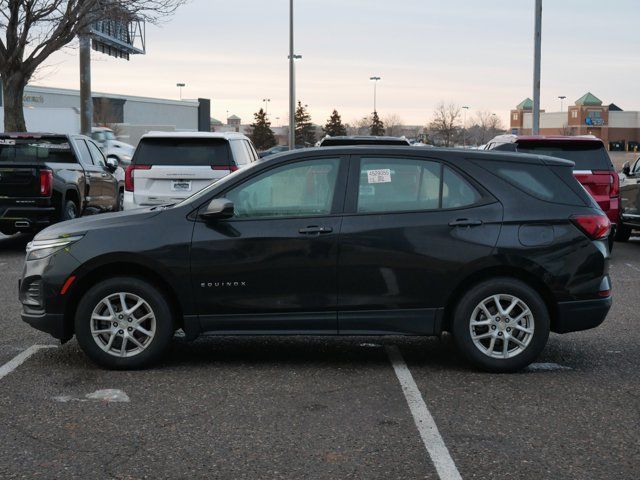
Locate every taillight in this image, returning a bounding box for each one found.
[211,165,238,172]
[609,173,619,197]
[570,214,611,240]
[39,169,53,197]
[124,165,151,192]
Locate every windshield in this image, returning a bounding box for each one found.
[516,141,612,170]
[0,137,77,163]
[104,131,116,140]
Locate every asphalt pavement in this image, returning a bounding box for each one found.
[0,233,638,479]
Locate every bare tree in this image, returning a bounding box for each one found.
[346,116,370,136]
[383,113,403,137]
[0,0,186,131]
[428,102,461,147]
[467,111,506,145]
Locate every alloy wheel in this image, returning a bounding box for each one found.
[469,294,535,359]
[90,292,157,358]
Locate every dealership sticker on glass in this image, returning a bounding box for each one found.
[367,169,392,184]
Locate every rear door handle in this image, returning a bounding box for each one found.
[299,226,333,234]
[448,218,483,227]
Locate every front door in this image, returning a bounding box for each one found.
[86,139,118,210]
[620,157,640,227]
[190,155,348,334]
[337,154,503,335]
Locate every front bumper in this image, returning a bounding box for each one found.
[553,296,612,333]
[21,311,68,341]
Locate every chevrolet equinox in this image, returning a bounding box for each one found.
[19,147,612,372]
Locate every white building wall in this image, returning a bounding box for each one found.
[609,111,640,128]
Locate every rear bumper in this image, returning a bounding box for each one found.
[0,205,56,231]
[553,297,612,333]
[21,311,68,341]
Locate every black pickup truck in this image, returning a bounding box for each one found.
[0,133,123,235]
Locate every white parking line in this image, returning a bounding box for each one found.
[386,345,462,480]
[0,345,57,382]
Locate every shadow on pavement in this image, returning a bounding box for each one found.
[0,233,34,252]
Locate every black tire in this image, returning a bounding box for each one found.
[74,277,174,369]
[614,223,632,242]
[452,277,550,373]
[61,200,79,221]
[116,189,124,211]
[0,228,17,236]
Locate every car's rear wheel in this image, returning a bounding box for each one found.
[61,200,78,221]
[75,277,174,369]
[452,278,550,373]
[615,223,632,242]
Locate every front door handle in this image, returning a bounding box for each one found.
[101,173,109,177]
[299,226,333,234]
[449,218,483,227]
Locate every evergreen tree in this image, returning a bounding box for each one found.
[249,108,277,150]
[370,111,385,136]
[323,109,347,137]
[295,101,317,146]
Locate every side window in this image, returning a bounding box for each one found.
[74,139,94,167]
[442,166,481,208]
[230,140,249,167]
[633,158,640,174]
[358,157,441,213]
[357,157,481,213]
[86,140,106,167]
[245,141,259,162]
[225,158,341,218]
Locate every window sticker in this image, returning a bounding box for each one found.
[367,169,391,184]
[30,142,71,150]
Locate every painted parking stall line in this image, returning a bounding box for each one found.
[0,345,57,382]
[386,345,463,480]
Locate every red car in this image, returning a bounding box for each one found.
[486,135,619,248]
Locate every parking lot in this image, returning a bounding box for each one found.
[0,233,638,480]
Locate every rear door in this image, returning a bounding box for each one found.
[132,137,231,206]
[620,157,640,227]
[337,154,503,335]
[86,139,117,210]
[72,138,103,211]
[515,141,616,217]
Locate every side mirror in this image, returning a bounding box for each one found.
[200,198,234,221]
[105,157,118,172]
[622,161,631,176]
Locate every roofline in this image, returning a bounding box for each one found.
[140,131,249,140]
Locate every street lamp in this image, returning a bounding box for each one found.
[532,0,542,134]
[176,83,186,100]
[462,105,470,147]
[263,98,271,115]
[558,95,567,112]
[369,76,381,113]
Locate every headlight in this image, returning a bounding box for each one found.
[26,235,84,261]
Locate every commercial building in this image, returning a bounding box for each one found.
[510,92,640,151]
[0,84,211,145]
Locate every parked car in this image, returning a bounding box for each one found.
[258,145,290,158]
[91,127,135,167]
[485,135,619,249]
[20,147,611,372]
[317,135,411,147]
[123,131,257,210]
[616,156,640,241]
[0,133,122,235]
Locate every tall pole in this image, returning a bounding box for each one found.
[558,95,566,112]
[370,76,381,113]
[288,0,295,150]
[79,35,92,136]
[532,0,542,135]
[462,105,469,147]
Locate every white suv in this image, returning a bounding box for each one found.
[123,132,257,210]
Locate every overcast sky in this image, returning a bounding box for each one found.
[34,0,640,127]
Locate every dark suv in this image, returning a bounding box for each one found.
[0,133,122,235]
[20,147,611,372]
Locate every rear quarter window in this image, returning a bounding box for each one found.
[133,137,230,167]
[476,159,587,206]
[515,141,612,171]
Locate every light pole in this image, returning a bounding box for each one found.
[532,0,542,134]
[369,76,381,113]
[462,105,470,147]
[288,0,295,149]
[558,95,566,112]
[176,83,186,100]
[263,98,271,115]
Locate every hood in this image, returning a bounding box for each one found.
[107,140,135,156]
[35,208,162,240]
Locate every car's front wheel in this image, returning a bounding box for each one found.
[74,277,174,369]
[452,278,550,373]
